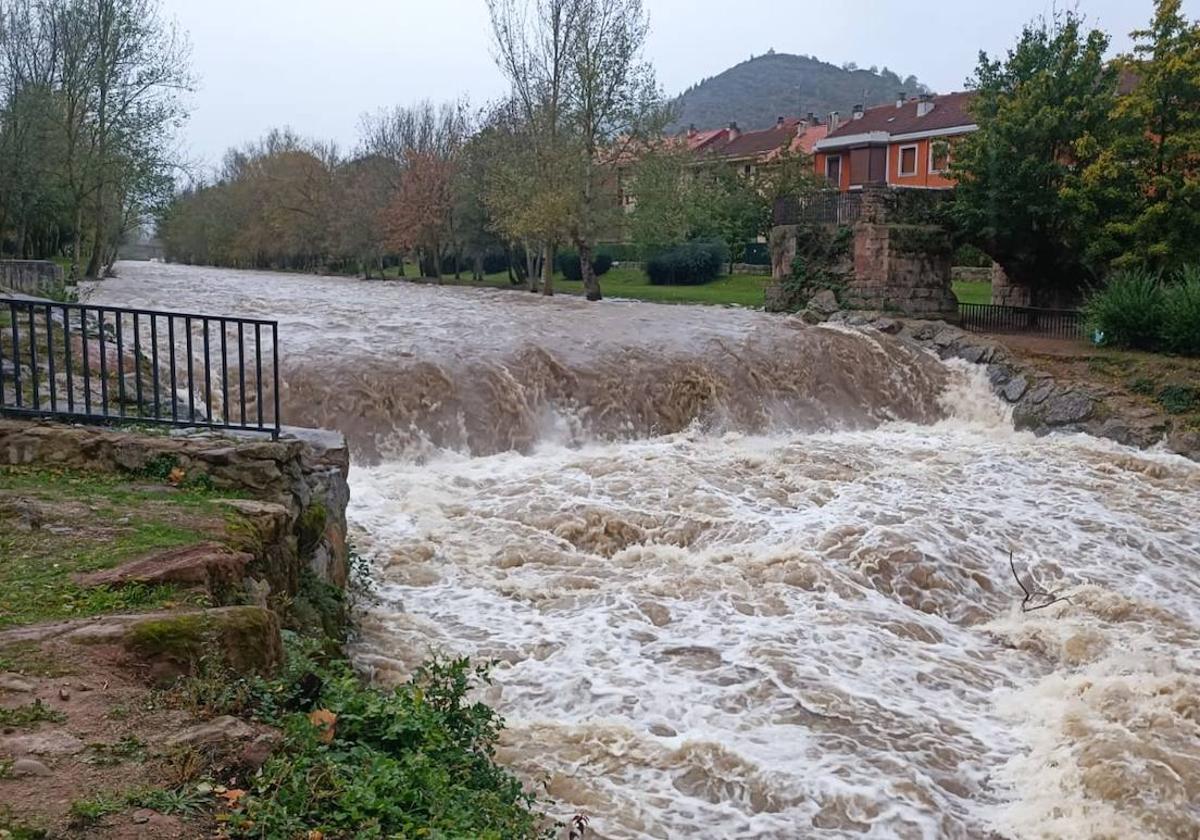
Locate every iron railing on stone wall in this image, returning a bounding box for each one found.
[0,297,281,437]
[959,302,1086,340]
[774,192,864,227]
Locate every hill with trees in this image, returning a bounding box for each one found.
[669,52,931,131]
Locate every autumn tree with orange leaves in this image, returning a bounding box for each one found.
[382,151,455,278]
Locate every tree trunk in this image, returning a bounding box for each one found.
[578,239,601,301]
[473,254,484,281]
[541,243,555,296]
[71,208,84,281]
[527,244,540,293]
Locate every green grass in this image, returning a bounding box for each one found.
[0,700,66,728]
[379,263,772,307]
[0,466,233,628]
[952,280,991,305]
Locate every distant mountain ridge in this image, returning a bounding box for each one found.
[669,52,933,133]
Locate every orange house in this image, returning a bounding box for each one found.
[812,91,977,191]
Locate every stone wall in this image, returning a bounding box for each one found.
[768,220,957,317]
[952,266,993,284]
[990,262,1032,307]
[769,225,799,282]
[0,260,67,296]
[844,222,958,317]
[0,420,351,591]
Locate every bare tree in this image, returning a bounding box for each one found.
[81,0,192,277]
[359,99,470,278]
[567,0,659,300]
[486,0,583,295]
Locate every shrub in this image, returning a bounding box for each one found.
[1084,269,1165,351]
[556,249,613,282]
[644,240,730,286]
[597,243,640,262]
[593,252,614,276]
[229,648,546,839]
[1158,385,1198,414]
[953,243,992,268]
[481,250,511,275]
[1161,267,1200,356]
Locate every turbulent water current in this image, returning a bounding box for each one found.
[96,263,1200,839]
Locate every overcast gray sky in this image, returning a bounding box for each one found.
[165,0,1177,170]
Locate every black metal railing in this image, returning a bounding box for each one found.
[0,297,280,437]
[959,303,1086,340]
[775,191,864,226]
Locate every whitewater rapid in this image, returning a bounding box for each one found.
[95,263,1200,839]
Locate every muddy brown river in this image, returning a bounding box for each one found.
[94,262,1200,840]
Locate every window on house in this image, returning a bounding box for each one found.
[825,155,841,185]
[743,164,753,176]
[929,141,950,173]
[898,145,918,176]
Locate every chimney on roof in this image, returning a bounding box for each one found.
[896,91,906,108]
[687,123,697,137]
[829,110,840,131]
[727,121,740,140]
[777,115,785,127]
[807,111,816,125]
[852,104,864,120]
[917,93,934,117]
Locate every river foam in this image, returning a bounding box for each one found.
[95,263,1200,839]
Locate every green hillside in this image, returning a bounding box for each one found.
[671,52,932,132]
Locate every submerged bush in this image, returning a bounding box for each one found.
[644,240,729,285]
[1160,267,1200,356]
[1084,269,1165,350]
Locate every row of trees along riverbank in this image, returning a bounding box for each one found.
[156,0,818,301]
[0,0,191,278]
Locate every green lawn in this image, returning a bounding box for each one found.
[952,280,991,305]
[379,264,772,307]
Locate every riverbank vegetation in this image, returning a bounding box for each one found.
[1084,266,1200,356]
[949,1,1200,306]
[0,0,192,277]
[0,455,551,838]
[377,262,771,306]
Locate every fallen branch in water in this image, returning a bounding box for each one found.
[1009,551,1072,613]
[568,814,590,840]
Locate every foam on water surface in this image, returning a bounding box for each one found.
[94,263,1200,839]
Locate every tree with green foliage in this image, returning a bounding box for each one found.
[949,11,1119,306]
[1092,0,1200,272]
[626,142,702,253]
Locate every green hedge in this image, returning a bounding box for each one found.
[556,249,613,282]
[644,240,730,286]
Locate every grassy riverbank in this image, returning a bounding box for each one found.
[381,263,772,307]
[0,446,549,839]
[381,264,990,308]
